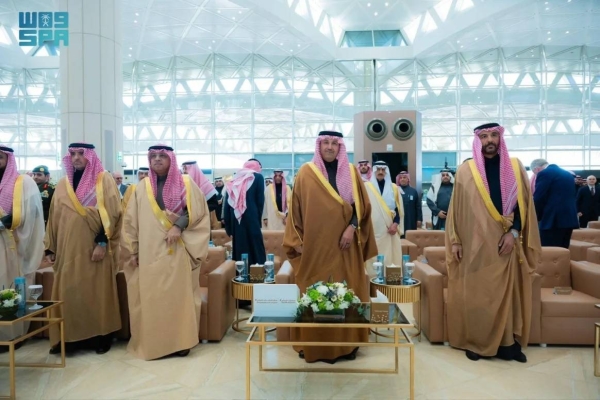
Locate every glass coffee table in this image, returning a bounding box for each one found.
[244,303,415,400]
[370,278,421,341]
[0,301,65,400]
[231,279,275,333]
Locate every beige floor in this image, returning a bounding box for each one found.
[1,306,599,400]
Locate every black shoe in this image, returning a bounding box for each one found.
[298,350,304,359]
[513,351,527,363]
[0,345,7,354]
[50,342,76,355]
[466,350,481,361]
[343,347,359,361]
[176,349,190,357]
[0,341,24,353]
[95,334,114,355]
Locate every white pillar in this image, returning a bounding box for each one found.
[59,0,122,172]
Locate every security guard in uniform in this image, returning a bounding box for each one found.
[31,165,55,226]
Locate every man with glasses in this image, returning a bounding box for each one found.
[427,170,454,230]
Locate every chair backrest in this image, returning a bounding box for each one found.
[422,246,448,288]
[262,230,285,260]
[200,247,227,287]
[571,228,600,245]
[211,229,229,246]
[406,230,445,256]
[535,247,572,288]
[587,221,600,230]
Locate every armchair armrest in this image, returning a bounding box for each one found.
[276,261,295,284]
[413,260,445,343]
[529,273,541,344]
[569,240,599,261]
[207,260,236,341]
[571,261,600,299]
[401,239,418,261]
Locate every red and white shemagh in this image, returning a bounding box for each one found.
[473,125,518,216]
[396,171,411,186]
[148,148,186,214]
[0,145,19,215]
[312,135,354,205]
[273,171,288,213]
[62,146,105,206]
[186,163,217,200]
[359,163,372,181]
[226,160,262,223]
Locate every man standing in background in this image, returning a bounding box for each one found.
[396,171,422,234]
[224,159,266,266]
[263,170,291,230]
[357,160,372,182]
[31,165,55,226]
[112,172,128,199]
[531,158,579,248]
[576,175,600,228]
[427,170,454,230]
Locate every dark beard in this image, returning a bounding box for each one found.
[482,144,497,155]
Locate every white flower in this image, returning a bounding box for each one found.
[331,295,337,302]
[317,285,329,295]
[351,296,361,304]
[336,287,347,297]
[3,299,15,308]
[335,282,344,288]
[339,301,349,309]
[311,303,319,313]
[325,301,334,311]
[300,295,311,306]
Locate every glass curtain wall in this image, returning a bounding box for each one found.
[1,45,600,175]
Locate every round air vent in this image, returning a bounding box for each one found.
[392,118,415,141]
[366,119,387,141]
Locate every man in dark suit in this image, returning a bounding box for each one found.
[531,159,579,248]
[112,172,128,199]
[576,175,600,228]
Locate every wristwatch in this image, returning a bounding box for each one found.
[97,242,107,247]
[350,223,358,230]
[510,229,519,239]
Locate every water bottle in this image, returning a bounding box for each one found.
[241,253,249,282]
[14,277,26,310]
[267,253,275,263]
[373,262,384,284]
[402,255,410,283]
[264,261,275,282]
[376,254,384,264]
[208,240,214,248]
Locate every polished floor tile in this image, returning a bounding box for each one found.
[0,306,598,399]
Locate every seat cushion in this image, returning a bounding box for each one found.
[200,287,208,315]
[540,288,600,318]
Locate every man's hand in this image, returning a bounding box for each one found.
[263,219,268,227]
[165,210,179,224]
[498,232,515,256]
[218,199,222,205]
[339,225,355,250]
[438,211,447,219]
[282,217,287,226]
[578,212,583,217]
[452,244,462,261]
[130,255,139,267]
[417,221,422,229]
[45,253,55,265]
[294,245,303,254]
[165,226,182,246]
[387,223,398,235]
[91,245,107,262]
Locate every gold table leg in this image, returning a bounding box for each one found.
[9,343,15,400]
[595,322,599,377]
[410,340,415,400]
[245,340,251,400]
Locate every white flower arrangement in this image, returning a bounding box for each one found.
[297,280,361,315]
[0,289,21,310]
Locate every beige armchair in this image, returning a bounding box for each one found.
[413,246,542,345]
[199,247,236,341]
[570,229,600,261]
[587,221,600,229]
[404,230,446,261]
[536,247,600,345]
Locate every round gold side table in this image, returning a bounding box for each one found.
[231,278,275,333]
[370,278,421,341]
[595,304,599,377]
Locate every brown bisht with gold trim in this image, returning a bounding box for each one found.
[121,176,209,360]
[44,172,122,346]
[445,158,541,356]
[283,162,377,363]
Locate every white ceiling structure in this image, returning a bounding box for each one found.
[0,0,599,68]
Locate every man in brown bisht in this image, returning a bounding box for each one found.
[283,130,377,364]
[122,145,209,360]
[445,123,541,363]
[44,143,122,355]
